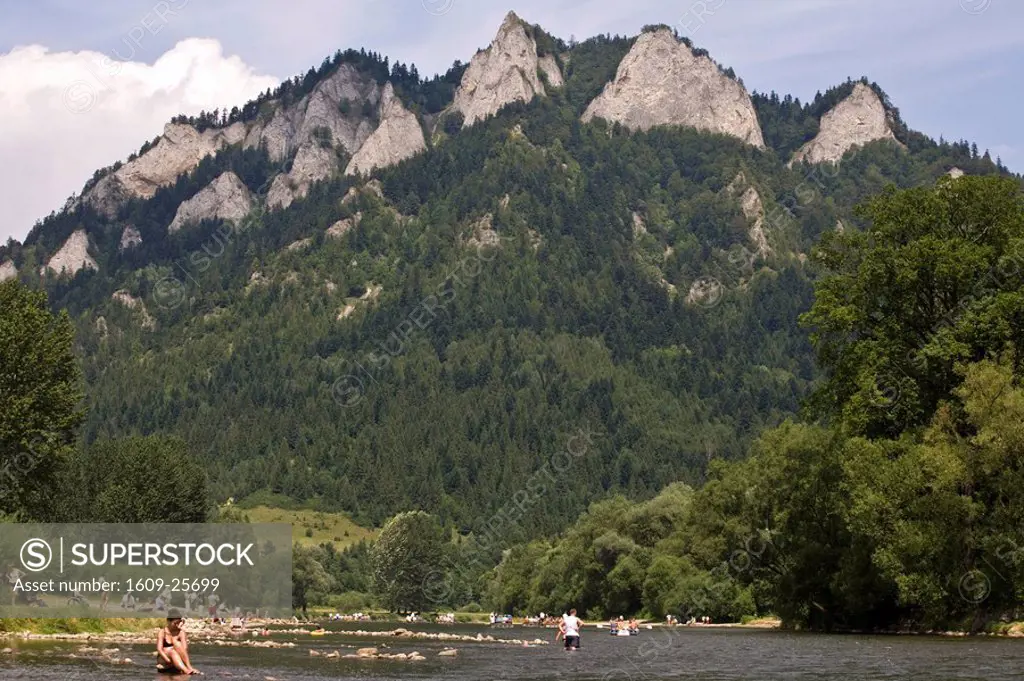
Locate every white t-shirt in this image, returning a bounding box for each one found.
[563,614,581,637]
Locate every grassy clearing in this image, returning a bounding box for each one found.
[0,618,160,635]
[232,505,376,549]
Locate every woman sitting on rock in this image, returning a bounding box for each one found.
[156,609,201,675]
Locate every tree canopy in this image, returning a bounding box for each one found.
[371,511,446,613]
[0,280,83,519]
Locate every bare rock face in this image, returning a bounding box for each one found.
[327,213,361,239]
[168,172,253,233]
[538,54,563,88]
[268,141,339,210]
[790,83,898,165]
[287,238,313,252]
[43,229,97,277]
[119,226,143,251]
[266,175,295,211]
[582,29,765,148]
[452,11,548,127]
[85,65,381,219]
[947,167,965,179]
[346,83,427,176]
[86,122,247,217]
[740,186,770,258]
[0,260,17,282]
[724,172,770,258]
[111,290,156,330]
[246,63,381,162]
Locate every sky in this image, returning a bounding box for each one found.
[0,0,1021,243]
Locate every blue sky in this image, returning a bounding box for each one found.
[1,0,1021,242]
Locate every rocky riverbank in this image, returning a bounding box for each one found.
[0,622,549,647]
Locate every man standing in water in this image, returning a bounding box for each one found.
[561,608,582,650]
[156,609,201,675]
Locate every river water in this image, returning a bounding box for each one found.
[1,623,1022,680]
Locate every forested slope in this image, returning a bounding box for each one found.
[0,17,1010,535]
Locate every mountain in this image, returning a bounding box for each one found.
[0,12,1010,533]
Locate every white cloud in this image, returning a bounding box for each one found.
[0,38,278,243]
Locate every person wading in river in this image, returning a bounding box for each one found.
[561,608,582,650]
[156,609,201,675]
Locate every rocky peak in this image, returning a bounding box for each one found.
[246,63,381,162]
[452,11,549,127]
[43,229,97,277]
[346,83,428,176]
[168,172,253,233]
[85,64,381,220]
[0,260,17,282]
[582,29,765,148]
[790,83,899,165]
[86,122,246,217]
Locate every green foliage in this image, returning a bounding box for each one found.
[483,484,739,619]
[0,280,83,519]
[325,590,372,612]
[563,35,635,112]
[802,175,1024,438]
[317,539,373,592]
[292,544,335,615]
[371,511,445,612]
[53,436,209,523]
[844,359,1024,629]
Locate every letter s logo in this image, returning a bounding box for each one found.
[21,538,53,572]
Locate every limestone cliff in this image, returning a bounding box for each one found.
[452,11,549,127]
[0,260,16,282]
[267,141,340,210]
[346,83,427,176]
[790,83,899,165]
[245,63,381,162]
[85,64,380,219]
[168,172,253,233]
[43,229,97,277]
[538,54,563,88]
[582,29,765,148]
[86,122,246,217]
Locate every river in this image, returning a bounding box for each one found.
[1,623,1022,680]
